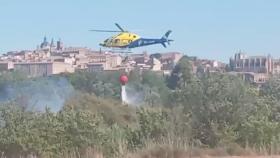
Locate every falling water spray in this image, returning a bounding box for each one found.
[121,85,128,104]
[119,74,128,105]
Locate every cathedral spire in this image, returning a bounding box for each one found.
[43,36,47,43]
[50,38,55,47]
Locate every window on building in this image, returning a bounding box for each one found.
[262,59,266,67]
[256,59,260,67]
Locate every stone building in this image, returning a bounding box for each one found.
[0,62,14,72]
[52,62,75,74]
[87,63,104,72]
[229,53,273,74]
[14,62,53,77]
[229,52,280,85]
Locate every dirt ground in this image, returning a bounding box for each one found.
[202,157,280,158]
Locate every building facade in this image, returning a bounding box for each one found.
[52,62,74,74]
[87,63,104,72]
[230,53,273,74]
[0,62,14,72]
[273,59,280,74]
[229,52,280,85]
[14,62,53,77]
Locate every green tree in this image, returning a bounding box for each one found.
[237,97,280,149]
[171,73,251,147]
[141,71,170,106]
[136,107,169,141]
[167,56,193,89]
[260,75,280,100]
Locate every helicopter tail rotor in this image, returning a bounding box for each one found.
[162,30,172,39]
[161,30,173,47]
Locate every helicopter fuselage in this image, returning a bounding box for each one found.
[90,23,173,49]
[100,32,140,48]
[100,32,172,49]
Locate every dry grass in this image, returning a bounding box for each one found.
[59,148,104,158]
[3,148,280,158]
[123,145,280,158]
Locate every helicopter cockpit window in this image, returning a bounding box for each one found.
[114,39,120,43]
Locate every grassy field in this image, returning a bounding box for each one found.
[71,146,280,158]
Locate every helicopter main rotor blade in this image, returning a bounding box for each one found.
[89,29,122,33]
[115,23,125,32]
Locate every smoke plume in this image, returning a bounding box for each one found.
[124,85,145,106]
[0,77,74,112]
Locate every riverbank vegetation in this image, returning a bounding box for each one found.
[1,57,280,158]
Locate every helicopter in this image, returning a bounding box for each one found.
[89,23,173,50]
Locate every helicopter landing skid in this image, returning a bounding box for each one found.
[101,47,133,54]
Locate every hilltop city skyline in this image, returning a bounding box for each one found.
[1,0,280,62]
[0,35,278,64]
[0,35,279,86]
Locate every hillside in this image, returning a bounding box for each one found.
[0,58,280,158]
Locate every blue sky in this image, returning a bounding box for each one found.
[1,0,280,61]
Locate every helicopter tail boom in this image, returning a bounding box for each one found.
[128,30,173,48]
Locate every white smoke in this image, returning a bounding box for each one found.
[121,84,162,106]
[123,84,145,106]
[0,77,75,112]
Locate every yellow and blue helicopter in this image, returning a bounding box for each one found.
[89,23,173,50]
